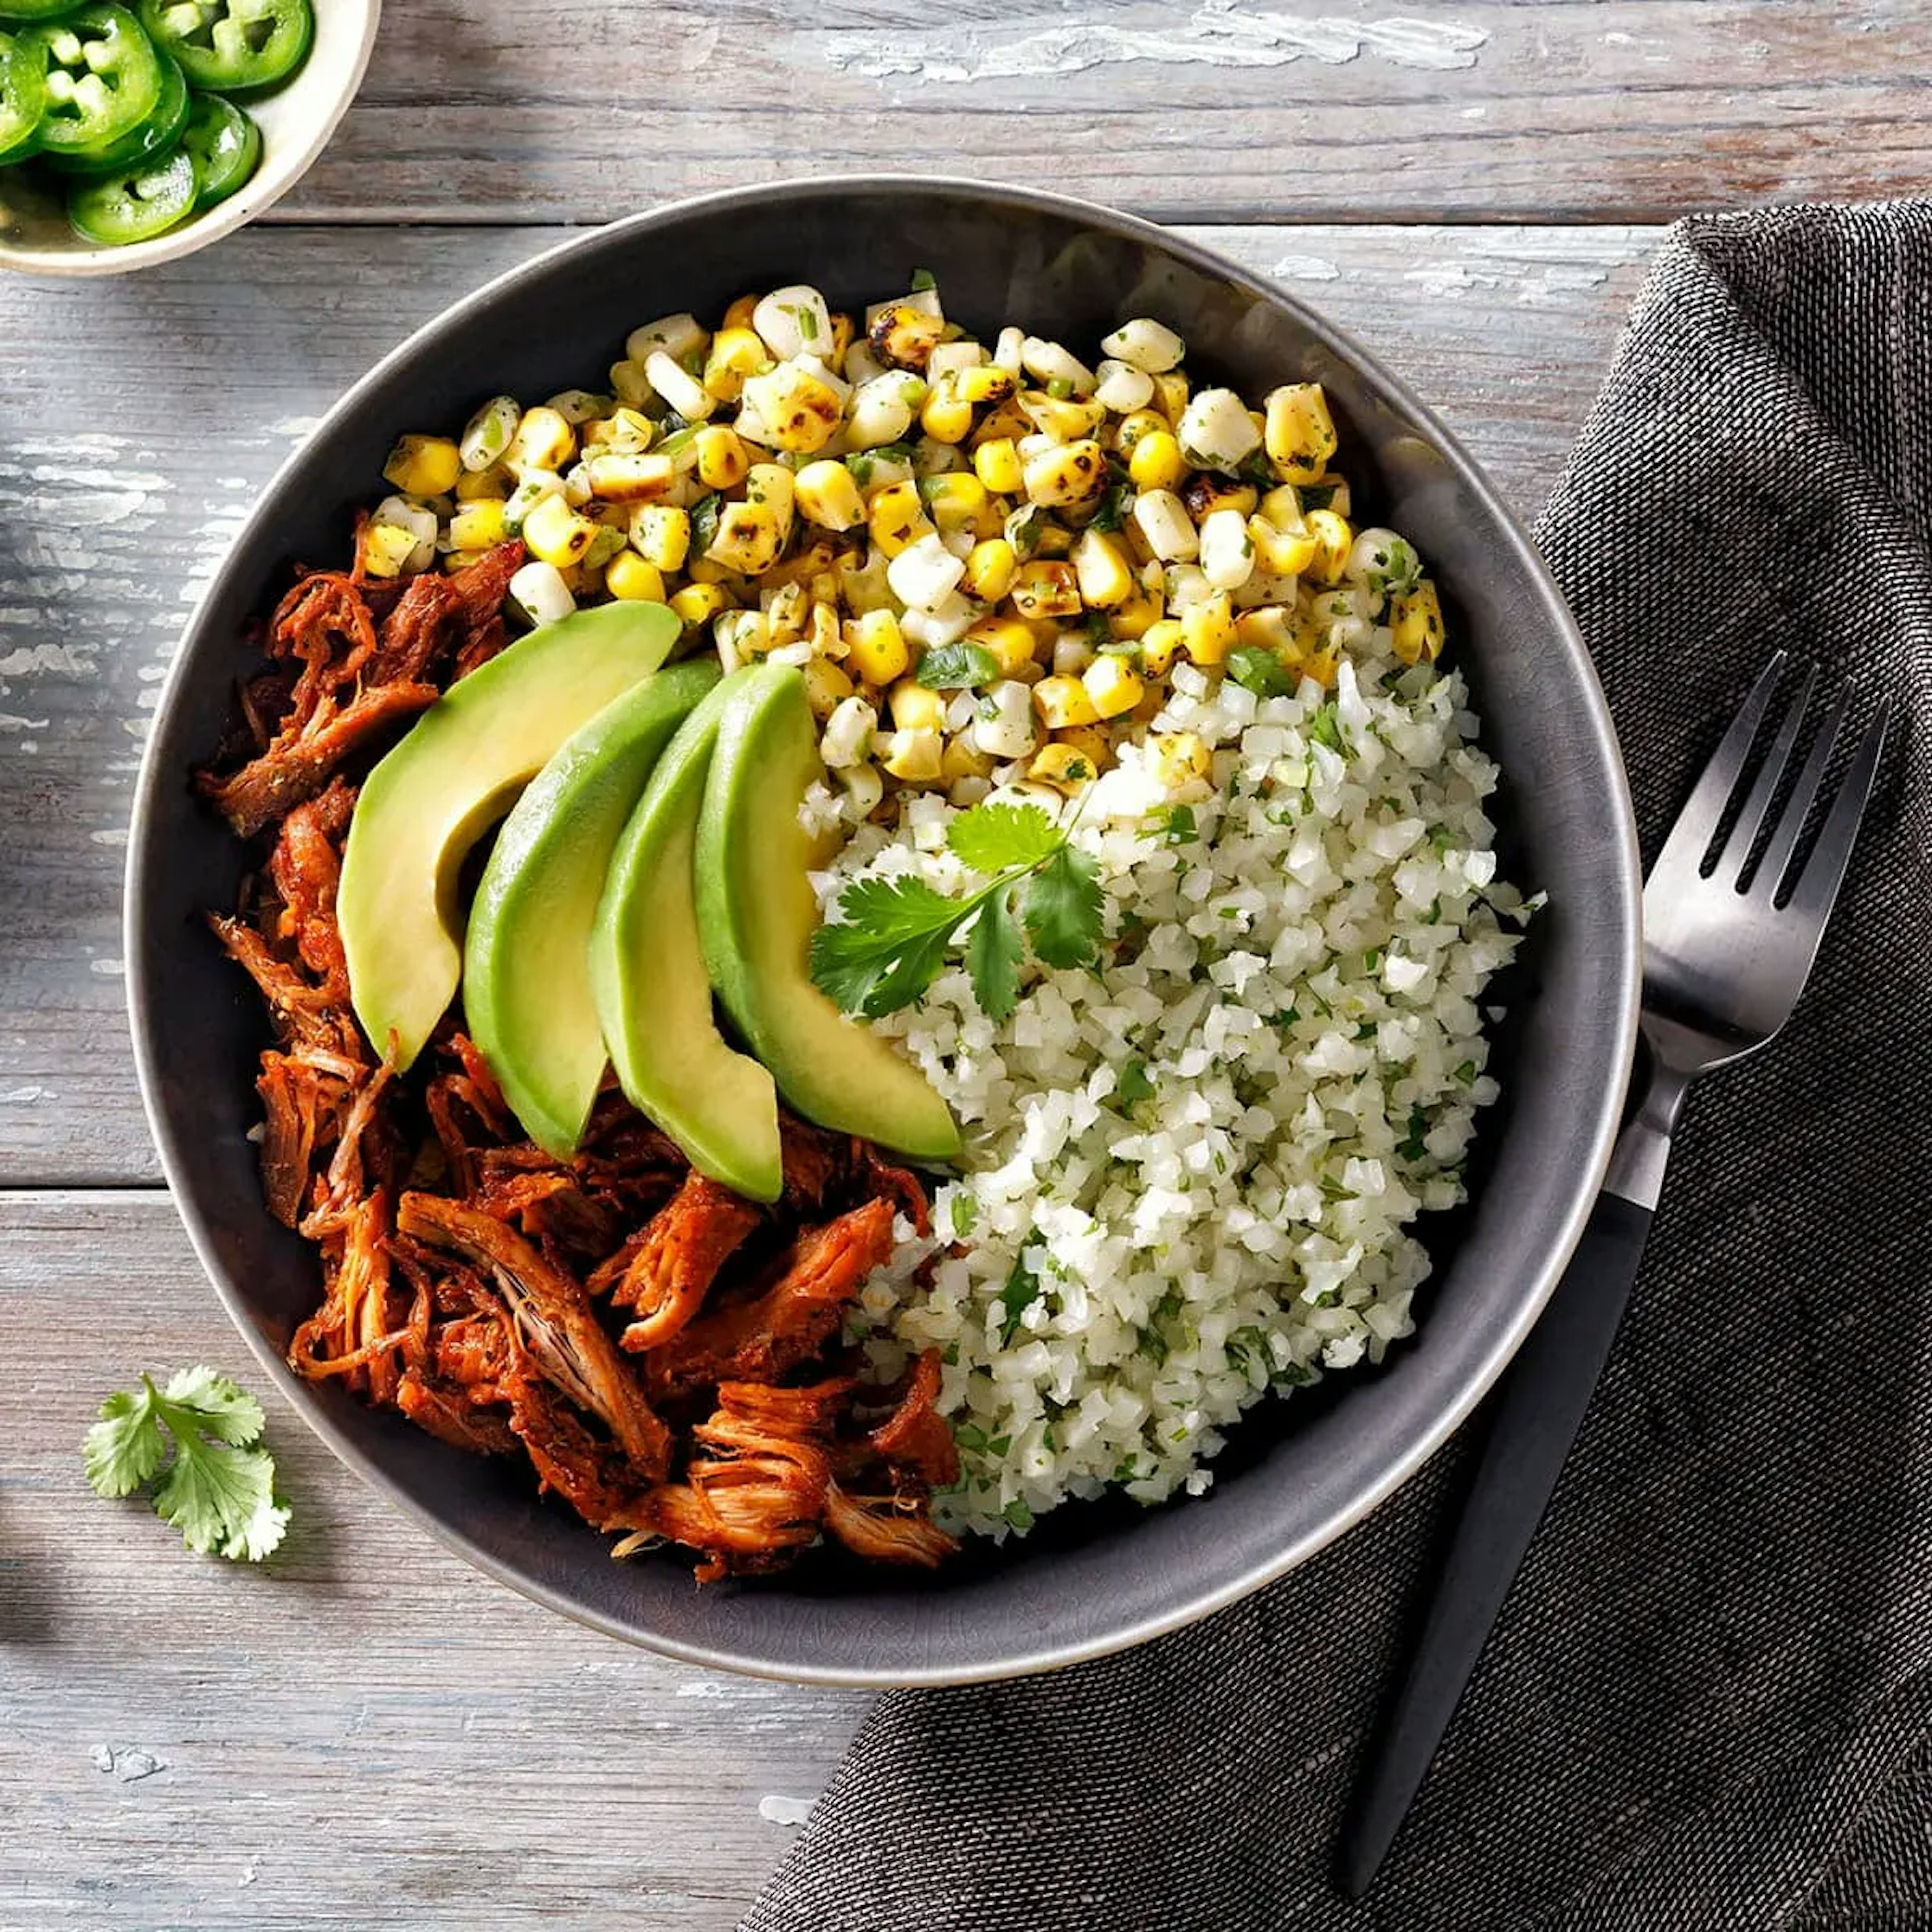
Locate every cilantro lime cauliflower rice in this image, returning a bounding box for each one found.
[816,653,1525,1539]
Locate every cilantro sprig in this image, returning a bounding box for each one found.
[83,1367,290,1562]
[811,801,1104,1022]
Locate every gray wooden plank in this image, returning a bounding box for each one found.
[0,219,1657,1183]
[0,1189,863,1930]
[255,1,1932,226]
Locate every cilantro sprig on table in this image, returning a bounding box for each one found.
[83,1367,290,1562]
[811,802,1104,1023]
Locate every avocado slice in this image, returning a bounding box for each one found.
[694,664,961,1163]
[465,659,720,1159]
[339,599,680,1072]
[588,669,783,1201]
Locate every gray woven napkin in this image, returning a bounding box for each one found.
[744,203,1932,1932]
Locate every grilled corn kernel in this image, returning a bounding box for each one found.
[1140,617,1185,676]
[455,463,510,501]
[706,501,783,575]
[972,396,1033,451]
[509,407,576,476]
[1126,429,1187,492]
[1082,654,1143,719]
[1110,592,1162,640]
[1392,581,1445,664]
[1021,392,1108,442]
[1063,723,1115,770]
[880,728,944,783]
[1263,383,1339,480]
[793,458,866,531]
[1021,439,1106,509]
[868,302,948,371]
[889,679,946,733]
[967,616,1036,677]
[1234,606,1297,656]
[1151,731,1212,789]
[383,435,462,498]
[1304,508,1353,584]
[1029,741,1101,790]
[1071,529,1135,608]
[721,293,759,333]
[764,581,810,648]
[1179,591,1236,665]
[605,552,666,601]
[521,492,601,569]
[1250,513,1318,577]
[1011,560,1083,620]
[581,407,656,455]
[868,479,933,558]
[920,373,976,445]
[974,437,1024,495]
[448,499,508,550]
[1150,370,1189,424]
[1182,474,1259,521]
[848,609,911,686]
[922,472,990,536]
[686,555,734,585]
[628,503,691,571]
[742,461,796,538]
[703,327,768,404]
[584,452,677,504]
[963,538,1018,603]
[1032,674,1100,730]
[941,736,996,784]
[741,364,843,453]
[800,654,856,717]
[694,426,751,490]
[669,582,734,630]
[953,365,1016,408]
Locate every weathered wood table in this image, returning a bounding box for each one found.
[4,4,1925,1922]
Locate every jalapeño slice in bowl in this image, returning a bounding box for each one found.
[44,46,189,175]
[0,28,49,165]
[179,88,256,206]
[137,0,312,96]
[66,141,196,243]
[0,0,104,17]
[26,4,163,156]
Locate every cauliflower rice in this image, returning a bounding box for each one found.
[814,653,1525,1539]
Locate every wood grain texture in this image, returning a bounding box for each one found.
[0,219,1657,1185]
[249,1,1932,226]
[0,1191,865,1929]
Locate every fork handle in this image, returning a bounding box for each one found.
[1338,1181,1657,1896]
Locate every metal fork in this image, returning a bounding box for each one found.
[1340,656,1891,1896]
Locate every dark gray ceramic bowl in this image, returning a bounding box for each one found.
[128,176,1641,1686]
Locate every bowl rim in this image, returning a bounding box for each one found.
[126,172,1643,1686]
[0,0,382,279]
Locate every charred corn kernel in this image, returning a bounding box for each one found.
[889,679,946,733]
[584,452,677,504]
[715,609,771,664]
[743,461,796,538]
[1110,592,1162,640]
[669,582,733,630]
[1150,731,1212,789]
[1304,508,1353,584]
[800,654,856,717]
[508,406,576,476]
[1081,655,1143,719]
[1392,580,1445,664]
[627,503,691,571]
[721,292,759,333]
[1180,591,1236,665]
[764,581,810,648]
[1062,723,1114,771]
[383,435,462,498]
[963,538,1018,603]
[706,501,783,575]
[521,492,601,569]
[868,479,933,557]
[1111,409,1165,457]
[694,426,751,490]
[582,406,657,454]
[1032,674,1100,730]
[793,458,865,531]
[1250,512,1318,577]
[880,728,944,783]
[1011,560,1083,620]
[974,437,1024,495]
[826,311,855,365]
[920,373,976,444]
[1022,439,1106,509]
[922,472,990,534]
[867,302,948,371]
[1020,392,1108,442]
[941,736,996,784]
[1071,528,1135,608]
[685,555,734,585]
[605,552,666,601]
[702,327,768,404]
[967,616,1036,676]
[455,463,510,501]
[741,364,842,453]
[1029,741,1101,790]
[1182,474,1259,521]
[848,610,910,685]
[971,396,1033,450]
[1126,428,1187,492]
[1263,383,1339,481]
[1151,370,1189,423]
[955,365,1016,407]
[1140,617,1185,676]
[448,499,508,550]
[1234,606,1297,656]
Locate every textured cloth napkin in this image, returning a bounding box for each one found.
[745,203,1932,1931]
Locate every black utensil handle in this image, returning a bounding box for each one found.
[1338,1188,1655,1897]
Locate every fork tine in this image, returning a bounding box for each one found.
[1646,653,1787,891]
[1752,695,1846,897]
[1722,661,1817,888]
[1779,701,1890,920]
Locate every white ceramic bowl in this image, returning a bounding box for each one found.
[0,0,379,277]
